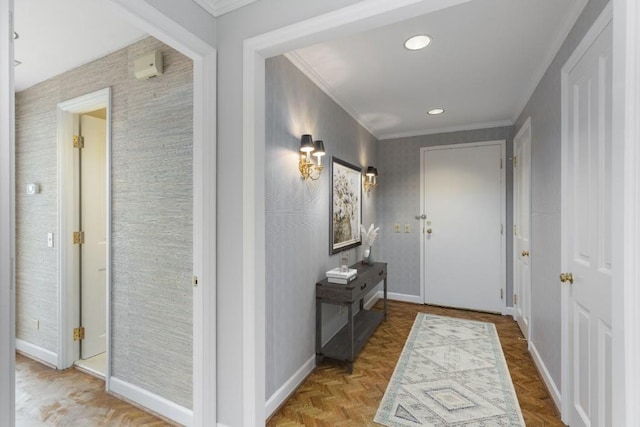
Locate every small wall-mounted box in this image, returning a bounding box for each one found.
[134,50,163,80]
[26,183,40,194]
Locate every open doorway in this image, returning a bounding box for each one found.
[75,109,107,377]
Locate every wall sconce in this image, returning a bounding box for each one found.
[363,166,378,192]
[299,134,325,180]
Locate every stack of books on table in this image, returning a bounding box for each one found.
[326,268,357,284]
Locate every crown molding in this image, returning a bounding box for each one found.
[193,0,257,17]
[378,120,514,140]
[512,0,588,123]
[284,51,378,138]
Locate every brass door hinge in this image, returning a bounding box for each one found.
[513,156,518,168]
[513,294,518,305]
[500,289,504,300]
[73,135,84,149]
[73,231,84,245]
[500,158,503,169]
[73,327,85,341]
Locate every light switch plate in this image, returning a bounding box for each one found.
[26,183,40,195]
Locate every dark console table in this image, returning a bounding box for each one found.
[315,262,387,373]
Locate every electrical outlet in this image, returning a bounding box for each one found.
[404,224,410,233]
[394,223,401,233]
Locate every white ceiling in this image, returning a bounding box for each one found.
[288,0,586,140]
[13,0,258,92]
[13,0,146,92]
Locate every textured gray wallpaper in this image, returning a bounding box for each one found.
[377,127,514,302]
[513,0,609,392]
[15,37,194,408]
[265,56,378,398]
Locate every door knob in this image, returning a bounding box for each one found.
[521,250,529,257]
[559,272,574,284]
[426,228,433,234]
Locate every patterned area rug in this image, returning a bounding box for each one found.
[375,313,525,426]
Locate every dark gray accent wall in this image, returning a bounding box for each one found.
[513,0,609,391]
[15,37,194,408]
[265,55,378,398]
[377,127,514,302]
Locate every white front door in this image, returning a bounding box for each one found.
[80,114,107,359]
[421,141,505,313]
[514,120,532,339]
[562,19,612,427]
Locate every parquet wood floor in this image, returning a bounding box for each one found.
[16,353,174,426]
[268,300,565,426]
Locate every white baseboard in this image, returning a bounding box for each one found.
[364,290,423,307]
[502,306,515,318]
[109,376,193,426]
[265,355,315,418]
[16,339,58,368]
[529,341,562,411]
[387,292,423,305]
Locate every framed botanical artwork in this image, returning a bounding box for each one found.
[330,157,362,254]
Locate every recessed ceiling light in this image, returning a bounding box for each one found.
[427,108,445,115]
[404,35,432,51]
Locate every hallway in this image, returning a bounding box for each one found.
[268,300,564,426]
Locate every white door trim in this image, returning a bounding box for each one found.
[419,140,507,312]
[0,0,15,425]
[513,117,531,339]
[560,3,612,423]
[242,1,472,422]
[242,1,472,423]
[612,0,640,425]
[106,2,218,425]
[57,88,111,379]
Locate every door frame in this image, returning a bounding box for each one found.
[0,0,16,424]
[57,88,110,375]
[419,140,507,312]
[560,3,612,423]
[513,117,532,340]
[242,1,473,422]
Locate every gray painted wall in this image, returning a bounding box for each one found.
[265,55,378,398]
[377,127,514,303]
[514,0,608,392]
[216,1,366,422]
[15,37,194,408]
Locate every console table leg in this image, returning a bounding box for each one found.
[348,303,354,371]
[383,277,388,321]
[316,298,322,360]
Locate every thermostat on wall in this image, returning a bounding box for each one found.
[134,50,164,80]
[26,183,40,195]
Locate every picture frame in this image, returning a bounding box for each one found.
[330,157,362,254]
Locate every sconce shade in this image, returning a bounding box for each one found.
[300,134,315,153]
[366,166,378,176]
[313,140,326,157]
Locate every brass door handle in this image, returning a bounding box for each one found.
[521,250,529,257]
[426,228,432,234]
[560,272,574,284]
